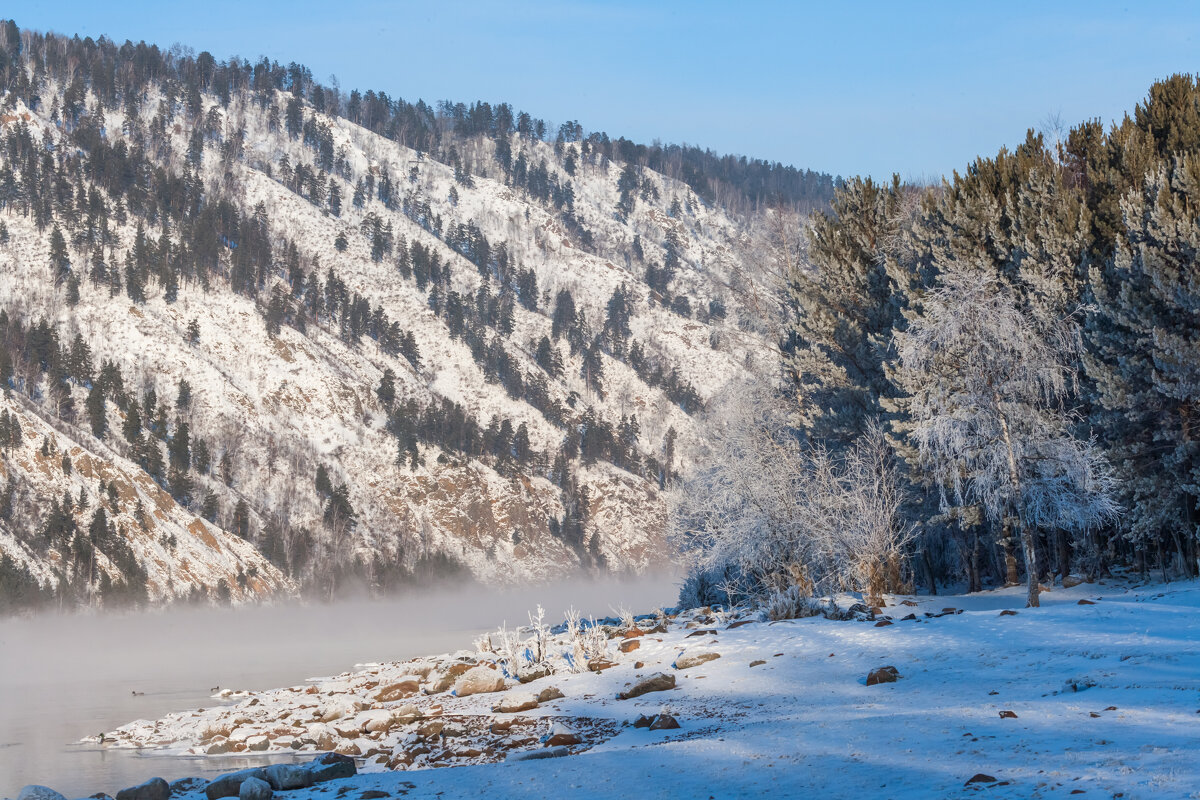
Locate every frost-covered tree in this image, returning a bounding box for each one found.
[894,264,1117,606]
[673,385,911,608]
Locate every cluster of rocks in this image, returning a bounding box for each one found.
[14,754,355,800]
[97,611,698,774]
[86,604,752,792]
[632,713,681,730]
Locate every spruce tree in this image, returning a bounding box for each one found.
[86,385,106,438]
[782,179,910,448]
[49,224,70,284]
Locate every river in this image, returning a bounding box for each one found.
[0,577,676,798]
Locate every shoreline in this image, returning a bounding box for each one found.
[15,576,1200,799]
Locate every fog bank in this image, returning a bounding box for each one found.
[0,572,678,797]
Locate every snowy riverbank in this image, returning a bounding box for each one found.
[18,576,1200,800]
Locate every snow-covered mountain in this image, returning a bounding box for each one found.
[0,26,834,607]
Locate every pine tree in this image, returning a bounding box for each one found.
[201,491,219,521]
[376,368,396,409]
[49,224,70,284]
[122,399,142,445]
[551,289,576,340]
[169,421,190,472]
[781,180,910,448]
[1085,157,1200,562]
[232,499,251,539]
[328,181,342,216]
[86,385,106,438]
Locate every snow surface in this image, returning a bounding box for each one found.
[88,576,1200,799]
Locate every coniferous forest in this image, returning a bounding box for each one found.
[677,74,1200,611]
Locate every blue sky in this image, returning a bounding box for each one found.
[5,1,1197,179]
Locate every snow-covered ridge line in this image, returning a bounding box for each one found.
[82,576,1200,799]
[0,55,778,601]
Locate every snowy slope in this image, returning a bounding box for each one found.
[0,393,292,602]
[88,575,1200,799]
[0,77,777,599]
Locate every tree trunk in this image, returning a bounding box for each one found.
[1171,528,1188,579]
[1021,522,1040,606]
[969,529,982,593]
[1000,522,1020,586]
[994,397,1038,607]
[1184,496,1200,578]
[923,547,938,596]
[1095,528,1112,579]
[1056,529,1071,582]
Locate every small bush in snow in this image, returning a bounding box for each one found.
[765,587,829,621]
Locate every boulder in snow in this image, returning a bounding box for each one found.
[261,764,313,791]
[205,769,268,800]
[517,666,552,683]
[452,665,507,697]
[114,778,168,800]
[429,662,474,693]
[674,651,721,670]
[866,666,900,686]
[493,691,539,713]
[374,677,420,702]
[17,787,68,800]
[542,721,582,747]
[205,736,234,755]
[308,752,357,782]
[391,703,422,725]
[536,686,565,703]
[617,672,676,699]
[237,777,271,800]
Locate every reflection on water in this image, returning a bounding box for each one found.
[0,575,675,798]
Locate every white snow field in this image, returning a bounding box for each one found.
[80,576,1200,800]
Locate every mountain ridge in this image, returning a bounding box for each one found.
[0,22,822,609]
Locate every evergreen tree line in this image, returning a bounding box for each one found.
[0,21,837,225]
[680,74,1200,611]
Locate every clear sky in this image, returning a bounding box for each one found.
[4,1,1198,180]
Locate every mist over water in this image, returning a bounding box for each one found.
[0,574,678,798]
